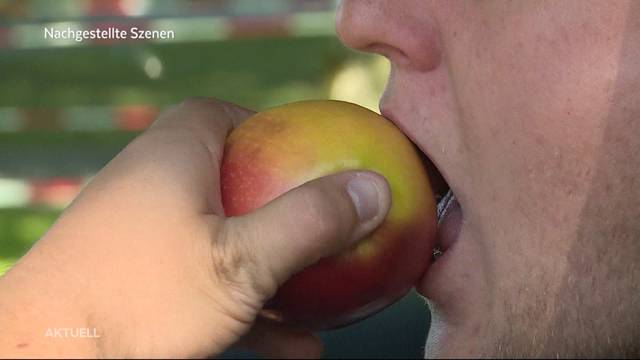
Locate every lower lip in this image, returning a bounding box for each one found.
[418,191,463,299]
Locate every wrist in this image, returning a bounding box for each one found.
[0,244,99,358]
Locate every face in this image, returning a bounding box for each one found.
[336,1,640,357]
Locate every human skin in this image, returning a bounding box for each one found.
[336,0,640,357]
[0,98,391,358]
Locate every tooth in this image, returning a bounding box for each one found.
[437,190,455,221]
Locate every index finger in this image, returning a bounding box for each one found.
[151,97,255,163]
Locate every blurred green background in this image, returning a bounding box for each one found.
[0,0,429,358]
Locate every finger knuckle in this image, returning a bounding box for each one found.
[150,97,232,143]
[212,220,255,286]
[209,218,266,312]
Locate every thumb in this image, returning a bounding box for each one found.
[223,171,391,299]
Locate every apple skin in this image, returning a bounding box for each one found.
[221,100,436,330]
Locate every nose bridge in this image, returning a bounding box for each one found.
[335,0,442,72]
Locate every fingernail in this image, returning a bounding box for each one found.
[347,175,381,222]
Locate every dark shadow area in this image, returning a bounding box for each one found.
[220,291,429,359]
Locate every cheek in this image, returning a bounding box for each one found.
[448,2,625,228]
[443,0,629,314]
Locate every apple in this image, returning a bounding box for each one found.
[221,100,437,330]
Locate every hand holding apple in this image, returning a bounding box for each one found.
[222,100,437,330]
[0,97,433,358]
[0,98,397,358]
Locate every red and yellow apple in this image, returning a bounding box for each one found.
[221,100,436,330]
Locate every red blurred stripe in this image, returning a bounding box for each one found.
[1,105,161,132]
[229,16,292,38]
[114,105,157,131]
[29,177,84,208]
[87,0,125,17]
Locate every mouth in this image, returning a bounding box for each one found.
[418,150,450,207]
[381,106,469,306]
[417,148,458,261]
[380,107,459,262]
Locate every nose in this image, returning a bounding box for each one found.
[335,0,442,72]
